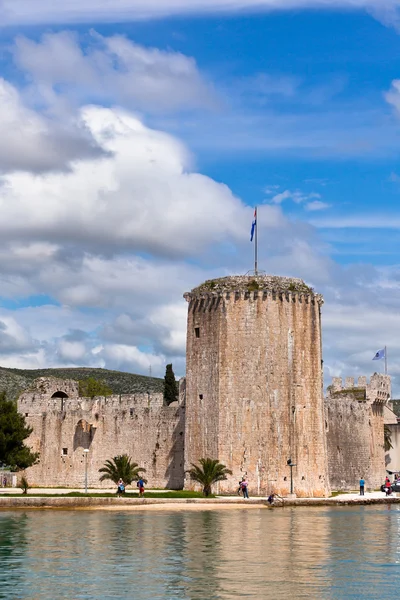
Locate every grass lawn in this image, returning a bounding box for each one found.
[1,490,211,499]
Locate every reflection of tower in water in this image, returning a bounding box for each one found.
[221,508,330,598]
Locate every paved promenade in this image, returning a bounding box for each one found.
[0,489,399,509]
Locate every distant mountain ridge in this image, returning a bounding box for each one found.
[0,366,164,401]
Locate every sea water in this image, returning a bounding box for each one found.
[0,505,399,599]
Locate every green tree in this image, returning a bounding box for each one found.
[19,476,29,495]
[187,458,233,497]
[99,454,146,487]
[163,364,178,406]
[0,392,39,470]
[79,378,112,399]
[384,425,393,452]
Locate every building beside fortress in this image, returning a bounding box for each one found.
[18,274,392,495]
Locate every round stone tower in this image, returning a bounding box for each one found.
[183,274,330,497]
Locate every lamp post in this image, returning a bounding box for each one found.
[287,458,296,495]
[83,448,89,494]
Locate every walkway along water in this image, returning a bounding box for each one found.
[0,491,399,509]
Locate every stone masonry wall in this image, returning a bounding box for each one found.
[184,276,330,498]
[386,423,400,473]
[19,378,185,489]
[326,374,390,491]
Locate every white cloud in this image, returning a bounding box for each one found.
[0,105,247,258]
[13,31,215,113]
[305,200,331,211]
[0,316,35,354]
[96,343,165,372]
[386,79,400,114]
[271,189,321,204]
[57,340,87,362]
[0,78,103,173]
[2,1,400,27]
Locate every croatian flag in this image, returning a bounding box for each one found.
[372,348,385,361]
[250,208,256,242]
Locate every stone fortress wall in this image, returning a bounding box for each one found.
[184,275,330,498]
[325,374,391,491]
[19,378,185,489]
[18,274,391,496]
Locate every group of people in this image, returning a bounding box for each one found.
[237,477,279,505]
[381,474,400,496]
[117,478,145,496]
[382,476,393,496]
[361,474,400,497]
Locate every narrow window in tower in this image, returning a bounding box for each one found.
[199,394,203,400]
[195,327,200,338]
[130,408,134,417]
[62,448,68,456]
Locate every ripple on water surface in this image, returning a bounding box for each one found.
[0,505,400,599]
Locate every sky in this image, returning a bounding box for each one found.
[1,1,400,392]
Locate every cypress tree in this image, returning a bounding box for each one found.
[0,392,39,470]
[163,364,179,406]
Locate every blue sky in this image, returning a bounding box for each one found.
[1,1,400,390]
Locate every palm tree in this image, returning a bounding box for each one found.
[99,455,146,488]
[188,458,232,496]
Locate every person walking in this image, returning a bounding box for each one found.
[117,478,125,495]
[241,478,249,499]
[137,477,145,497]
[359,477,365,496]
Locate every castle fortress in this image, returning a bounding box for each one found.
[19,275,392,495]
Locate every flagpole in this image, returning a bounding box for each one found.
[385,345,387,375]
[254,206,258,275]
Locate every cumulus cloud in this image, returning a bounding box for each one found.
[305,200,331,211]
[2,1,400,27]
[0,78,104,173]
[0,317,36,354]
[0,106,247,258]
[13,31,216,113]
[270,189,321,205]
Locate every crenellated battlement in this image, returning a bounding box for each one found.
[184,290,323,308]
[18,377,181,416]
[18,392,169,415]
[327,373,391,404]
[184,274,323,307]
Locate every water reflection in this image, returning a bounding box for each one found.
[0,506,399,599]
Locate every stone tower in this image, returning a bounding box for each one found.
[184,275,330,497]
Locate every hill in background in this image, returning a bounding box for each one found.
[0,366,164,401]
